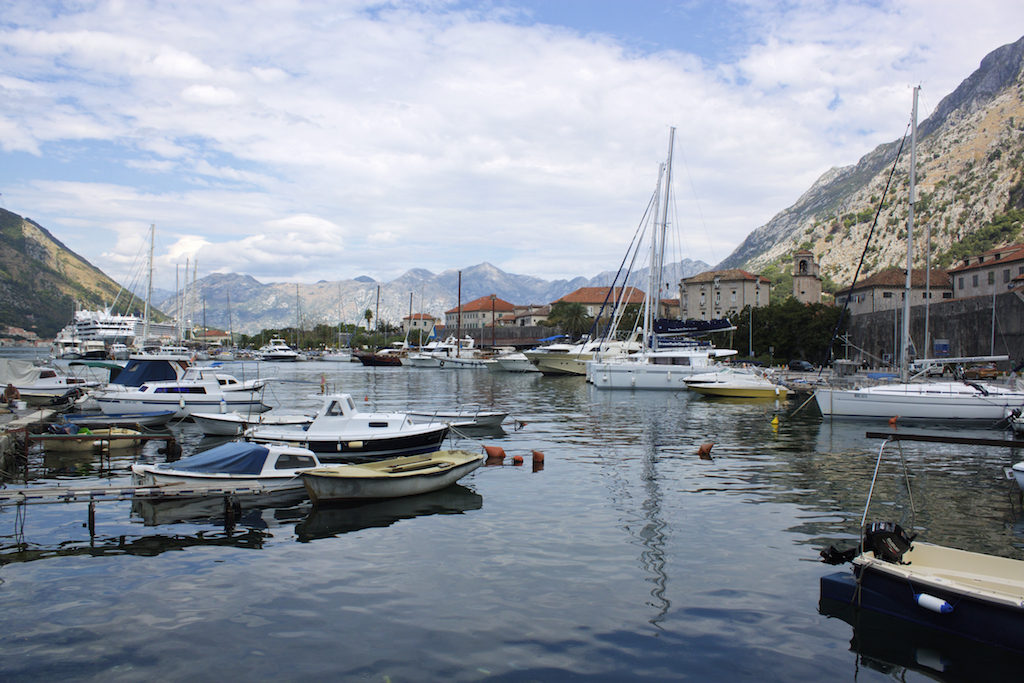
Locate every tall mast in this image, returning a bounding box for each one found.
[653,127,675,329]
[142,224,153,345]
[644,163,665,351]
[456,271,462,357]
[900,86,919,382]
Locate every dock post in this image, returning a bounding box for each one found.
[87,501,96,537]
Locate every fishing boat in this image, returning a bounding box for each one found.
[61,409,176,428]
[300,450,485,503]
[191,409,314,436]
[245,393,449,461]
[0,358,100,405]
[131,441,322,492]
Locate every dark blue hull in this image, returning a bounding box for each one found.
[820,569,1024,654]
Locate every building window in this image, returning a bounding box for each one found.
[973,274,979,287]
[1004,269,1010,283]
[959,276,964,289]
[988,271,995,285]
[730,290,737,304]
[882,291,893,298]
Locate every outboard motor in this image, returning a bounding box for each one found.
[864,521,915,563]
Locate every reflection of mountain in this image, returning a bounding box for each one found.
[818,597,1024,681]
[295,485,483,542]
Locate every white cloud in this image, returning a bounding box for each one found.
[1,0,1023,290]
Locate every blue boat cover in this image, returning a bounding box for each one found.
[111,359,182,387]
[158,442,270,475]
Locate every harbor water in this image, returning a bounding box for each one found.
[2,358,1023,680]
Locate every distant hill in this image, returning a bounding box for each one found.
[155,259,711,334]
[0,208,148,340]
[719,34,1024,286]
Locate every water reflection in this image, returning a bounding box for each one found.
[818,597,1024,681]
[295,484,483,541]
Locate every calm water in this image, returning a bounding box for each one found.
[2,358,1023,681]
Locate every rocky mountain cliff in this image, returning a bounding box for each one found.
[720,35,1024,286]
[155,259,709,334]
[0,208,149,340]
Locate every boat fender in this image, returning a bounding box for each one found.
[511,454,524,466]
[915,593,953,614]
[483,445,506,462]
[697,442,714,460]
[531,450,545,464]
[864,521,915,563]
[439,360,445,367]
[347,441,363,449]
[219,398,227,414]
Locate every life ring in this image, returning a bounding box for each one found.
[439,360,445,367]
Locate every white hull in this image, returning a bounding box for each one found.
[97,393,267,418]
[814,382,1024,420]
[528,353,591,376]
[191,411,313,436]
[132,469,306,492]
[588,362,707,390]
[490,355,540,373]
[406,409,507,428]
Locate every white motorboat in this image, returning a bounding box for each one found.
[246,393,449,461]
[686,372,788,399]
[300,450,485,503]
[525,338,640,376]
[1008,461,1024,490]
[321,349,353,362]
[815,381,1024,420]
[256,337,299,362]
[93,357,268,418]
[132,441,322,492]
[191,409,315,436]
[0,358,101,404]
[488,351,540,373]
[406,336,490,369]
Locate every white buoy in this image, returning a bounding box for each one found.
[915,593,953,614]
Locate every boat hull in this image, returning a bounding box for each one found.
[131,469,306,492]
[820,568,1024,653]
[96,393,268,419]
[588,362,704,390]
[688,383,788,399]
[526,353,591,376]
[814,383,1024,420]
[301,450,484,503]
[191,411,312,436]
[247,424,449,461]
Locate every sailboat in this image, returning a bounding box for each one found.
[587,128,736,390]
[813,87,1024,420]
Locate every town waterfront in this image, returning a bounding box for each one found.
[1,359,1023,680]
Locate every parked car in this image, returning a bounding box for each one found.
[963,363,999,380]
[788,359,814,372]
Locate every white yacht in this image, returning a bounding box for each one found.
[257,337,299,362]
[406,336,490,368]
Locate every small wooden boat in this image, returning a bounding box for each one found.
[131,441,322,492]
[300,449,484,504]
[820,523,1024,653]
[63,409,176,428]
[38,426,142,453]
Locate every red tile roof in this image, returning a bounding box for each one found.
[554,286,645,305]
[403,313,438,320]
[947,243,1024,273]
[841,267,950,292]
[445,295,516,314]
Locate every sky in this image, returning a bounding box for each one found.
[2,1,1023,291]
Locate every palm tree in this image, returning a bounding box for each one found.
[546,301,592,338]
[363,308,373,331]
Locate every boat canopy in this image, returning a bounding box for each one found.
[157,442,270,475]
[110,358,186,387]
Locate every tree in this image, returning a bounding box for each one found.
[543,301,593,338]
[363,308,373,331]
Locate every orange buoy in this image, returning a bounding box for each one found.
[697,442,714,460]
[512,454,524,466]
[531,450,545,464]
[483,445,506,462]
[888,415,899,429]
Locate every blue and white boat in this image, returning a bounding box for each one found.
[131,441,322,492]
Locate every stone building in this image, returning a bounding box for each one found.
[679,270,770,320]
[792,250,822,304]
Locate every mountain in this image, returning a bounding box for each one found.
[156,259,710,334]
[719,35,1024,286]
[0,208,149,340]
